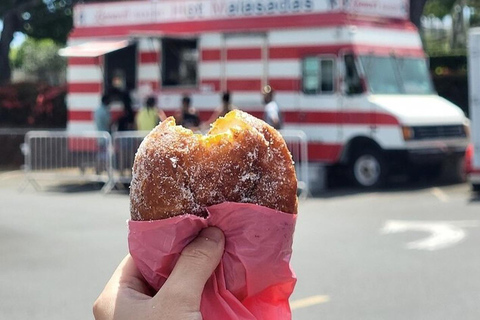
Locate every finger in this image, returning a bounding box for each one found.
[94,255,142,319]
[116,255,154,296]
[104,255,152,297]
[155,227,225,309]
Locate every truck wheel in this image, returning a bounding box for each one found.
[350,149,387,188]
[473,184,480,192]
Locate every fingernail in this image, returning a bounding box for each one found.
[199,227,224,244]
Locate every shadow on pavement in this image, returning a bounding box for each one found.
[310,171,468,199]
[44,182,130,194]
[45,182,105,193]
[469,191,480,202]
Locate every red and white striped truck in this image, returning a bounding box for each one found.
[61,0,470,187]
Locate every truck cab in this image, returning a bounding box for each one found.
[335,49,468,187]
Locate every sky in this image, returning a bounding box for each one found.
[0,21,27,48]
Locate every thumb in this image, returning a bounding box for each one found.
[154,227,225,310]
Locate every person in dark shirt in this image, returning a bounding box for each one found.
[175,95,200,131]
[205,91,236,128]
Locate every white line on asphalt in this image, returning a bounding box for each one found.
[382,220,479,251]
[291,295,330,310]
[430,187,449,203]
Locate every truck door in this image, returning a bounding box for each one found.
[340,52,370,137]
[221,33,267,111]
[300,54,337,162]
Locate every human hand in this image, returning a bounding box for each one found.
[93,227,225,320]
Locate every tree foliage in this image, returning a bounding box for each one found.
[424,0,480,19]
[422,0,480,54]
[0,0,74,44]
[1,0,74,84]
[0,0,127,84]
[13,37,66,85]
[424,0,457,19]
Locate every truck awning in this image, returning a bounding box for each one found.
[58,40,130,57]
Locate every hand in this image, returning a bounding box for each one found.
[93,227,225,320]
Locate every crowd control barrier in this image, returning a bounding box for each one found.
[280,129,310,198]
[109,131,149,188]
[21,131,113,191]
[22,129,309,197]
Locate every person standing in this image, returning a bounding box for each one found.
[93,94,111,174]
[94,95,111,133]
[205,91,236,127]
[175,95,200,131]
[116,91,135,132]
[135,95,166,131]
[262,85,283,129]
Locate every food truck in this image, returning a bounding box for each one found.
[468,28,480,191]
[61,0,470,187]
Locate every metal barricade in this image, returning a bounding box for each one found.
[21,129,309,197]
[110,131,149,189]
[280,129,309,199]
[21,131,113,191]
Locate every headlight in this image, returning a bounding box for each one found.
[402,126,414,141]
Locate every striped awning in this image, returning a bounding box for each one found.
[58,40,130,57]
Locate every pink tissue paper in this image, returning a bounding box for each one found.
[128,201,297,320]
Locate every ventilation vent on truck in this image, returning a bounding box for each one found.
[412,125,466,140]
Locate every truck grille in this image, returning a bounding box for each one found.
[412,125,466,140]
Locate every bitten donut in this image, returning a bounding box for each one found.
[130,109,297,221]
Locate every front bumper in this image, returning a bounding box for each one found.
[384,139,468,173]
[404,139,468,164]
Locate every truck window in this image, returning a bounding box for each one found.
[302,56,335,94]
[358,55,434,95]
[359,55,401,94]
[344,54,363,95]
[104,44,137,93]
[397,58,434,94]
[161,38,198,87]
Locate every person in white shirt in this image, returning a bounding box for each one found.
[262,85,283,129]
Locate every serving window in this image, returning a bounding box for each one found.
[302,56,335,94]
[161,38,198,88]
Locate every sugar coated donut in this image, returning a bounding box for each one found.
[130,109,297,221]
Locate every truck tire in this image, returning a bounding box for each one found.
[473,184,480,192]
[350,148,387,188]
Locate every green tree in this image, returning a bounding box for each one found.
[424,0,457,18]
[0,0,133,85]
[13,37,66,85]
[422,0,480,52]
[0,0,76,84]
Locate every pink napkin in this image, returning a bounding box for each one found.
[128,202,297,320]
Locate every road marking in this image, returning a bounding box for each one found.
[290,295,330,310]
[382,220,479,251]
[430,187,449,203]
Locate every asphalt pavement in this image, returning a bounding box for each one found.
[1,171,479,320]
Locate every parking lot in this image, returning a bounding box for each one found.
[1,171,479,320]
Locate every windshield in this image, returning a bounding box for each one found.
[359,55,434,95]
